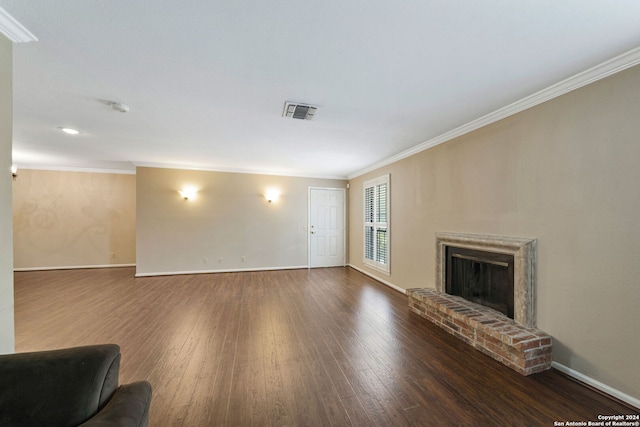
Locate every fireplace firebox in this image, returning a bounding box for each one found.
[435,232,537,328]
[445,246,514,319]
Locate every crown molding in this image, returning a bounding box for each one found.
[0,7,37,43]
[14,161,348,180]
[17,164,136,175]
[134,161,348,180]
[348,46,640,180]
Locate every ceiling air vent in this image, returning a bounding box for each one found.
[283,102,318,120]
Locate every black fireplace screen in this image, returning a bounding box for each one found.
[445,246,514,319]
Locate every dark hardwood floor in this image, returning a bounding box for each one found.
[14,267,636,426]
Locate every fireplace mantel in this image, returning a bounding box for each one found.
[436,232,537,328]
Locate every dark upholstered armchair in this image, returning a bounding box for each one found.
[0,344,152,427]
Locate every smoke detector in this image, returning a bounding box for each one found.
[102,100,130,113]
[282,102,318,120]
[110,102,130,113]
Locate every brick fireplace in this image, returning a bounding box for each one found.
[408,232,552,375]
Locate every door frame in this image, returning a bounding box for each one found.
[307,187,347,268]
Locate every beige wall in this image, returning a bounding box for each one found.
[349,64,640,401]
[0,36,14,353]
[136,167,347,275]
[13,170,136,269]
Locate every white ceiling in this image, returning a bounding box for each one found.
[2,1,640,179]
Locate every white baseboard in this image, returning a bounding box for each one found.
[14,263,136,272]
[134,265,308,277]
[551,362,640,410]
[347,264,406,295]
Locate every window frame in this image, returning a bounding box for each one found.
[363,174,390,274]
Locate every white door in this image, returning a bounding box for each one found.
[309,188,345,268]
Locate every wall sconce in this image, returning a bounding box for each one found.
[264,189,280,203]
[178,186,198,200]
[11,164,17,180]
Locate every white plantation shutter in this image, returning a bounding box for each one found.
[365,186,374,222]
[376,183,387,223]
[363,175,390,273]
[365,226,374,261]
[376,228,387,264]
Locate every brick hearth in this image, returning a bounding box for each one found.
[407,288,552,375]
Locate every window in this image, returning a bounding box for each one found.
[363,174,390,273]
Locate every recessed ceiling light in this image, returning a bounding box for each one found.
[58,127,79,135]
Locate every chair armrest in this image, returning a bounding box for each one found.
[0,344,121,426]
[80,381,152,427]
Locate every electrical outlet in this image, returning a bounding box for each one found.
[218,258,223,264]
[110,252,116,260]
[203,257,208,264]
[241,256,246,263]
